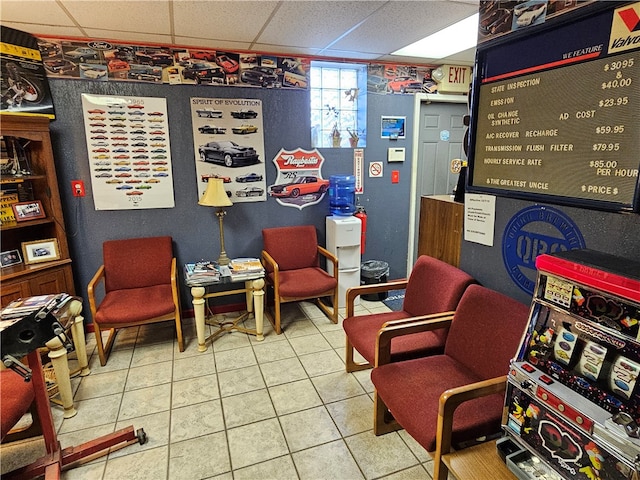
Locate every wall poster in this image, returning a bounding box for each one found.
[191,98,266,203]
[81,94,175,210]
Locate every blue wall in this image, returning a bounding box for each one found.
[48,79,416,317]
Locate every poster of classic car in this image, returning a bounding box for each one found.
[191,97,266,203]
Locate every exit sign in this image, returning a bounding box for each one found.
[438,65,472,94]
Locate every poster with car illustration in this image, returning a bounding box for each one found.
[1,26,55,118]
[191,97,266,203]
[81,94,175,210]
[269,148,329,210]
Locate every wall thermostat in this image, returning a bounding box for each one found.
[387,147,405,162]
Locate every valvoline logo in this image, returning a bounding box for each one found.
[609,3,640,54]
[502,206,586,295]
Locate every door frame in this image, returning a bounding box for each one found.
[406,93,468,276]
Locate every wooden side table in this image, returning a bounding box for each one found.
[441,440,516,480]
[187,271,265,352]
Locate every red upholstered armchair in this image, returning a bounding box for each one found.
[88,236,184,366]
[371,284,530,480]
[1,368,40,444]
[342,255,476,372]
[261,226,339,334]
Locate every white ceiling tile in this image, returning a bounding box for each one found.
[61,0,172,34]
[82,29,173,46]
[172,1,279,42]
[1,23,84,39]
[257,1,386,49]
[0,1,76,25]
[174,37,252,52]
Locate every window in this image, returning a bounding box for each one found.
[310,61,367,148]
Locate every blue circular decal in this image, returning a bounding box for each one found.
[502,205,586,295]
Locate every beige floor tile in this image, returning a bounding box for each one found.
[298,349,345,377]
[74,369,127,401]
[102,445,168,480]
[171,373,219,408]
[58,393,121,434]
[378,464,431,479]
[399,430,431,462]
[289,333,332,356]
[252,338,296,363]
[89,347,133,373]
[282,318,321,338]
[233,455,298,480]
[125,360,173,391]
[311,371,366,404]
[280,406,341,452]
[321,328,346,349]
[170,399,224,443]
[211,327,252,352]
[218,364,265,397]
[169,432,231,480]
[61,460,106,480]
[292,440,364,480]
[222,388,275,428]
[346,430,420,479]
[112,410,171,458]
[118,383,171,421]
[214,345,257,372]
[260,356,308,386]
[269,378,323,416]
[227,418,289,470]
[130,342,174,368]
[325,394,374,437]
[172,350,217,381]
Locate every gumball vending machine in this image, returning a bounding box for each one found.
[502,250,640,480]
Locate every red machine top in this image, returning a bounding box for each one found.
[536,250,640,303]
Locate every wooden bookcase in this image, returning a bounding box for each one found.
[1,115,75,307]
[417,195,464,267]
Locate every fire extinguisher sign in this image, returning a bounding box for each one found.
[354,148,364,194]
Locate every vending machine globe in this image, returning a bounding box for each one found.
[503,250,640,479]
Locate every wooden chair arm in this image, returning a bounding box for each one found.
[432,375,508,480]
[317,245,338,276]
[375,312,455,367]
[87,265,105,320]
[261,250,279,288]
[346,279,408,317]
[170,258,180,309]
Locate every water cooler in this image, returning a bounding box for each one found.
[326,215,361,308]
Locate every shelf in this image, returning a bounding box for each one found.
[1,217,55,231]
[1,174,47,184]
[1,259,72,281]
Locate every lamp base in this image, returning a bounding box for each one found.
[218,251,230,266]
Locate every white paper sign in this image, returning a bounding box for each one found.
[464,194,496,246]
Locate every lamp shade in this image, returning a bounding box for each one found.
[199,178,232,207]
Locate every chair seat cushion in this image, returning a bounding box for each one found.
[343,311,447,365]
[95,284,175,325]
[269,267,337,298]
[371,355,505,452]
[1,369,35,440]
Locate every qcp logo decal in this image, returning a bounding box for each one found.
[502,206,585,295]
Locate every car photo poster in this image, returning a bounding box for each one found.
[269,148,328,210]
[191,98,266,203]
[81,94,175,210]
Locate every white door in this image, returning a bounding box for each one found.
[408,95,468,268]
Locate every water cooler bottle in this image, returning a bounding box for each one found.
[326,215,361,308]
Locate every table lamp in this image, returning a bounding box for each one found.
[199,178,233,265]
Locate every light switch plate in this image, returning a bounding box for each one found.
[388,147,405,162]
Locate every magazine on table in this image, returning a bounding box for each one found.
[0,293,71,321]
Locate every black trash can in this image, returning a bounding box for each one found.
[360,260,389,301]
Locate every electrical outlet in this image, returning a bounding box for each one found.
[72,180,85,197]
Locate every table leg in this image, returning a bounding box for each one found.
[68,300,90,377]
[251,278,265,341]
[44,335,77,419]
[191,286,207,352]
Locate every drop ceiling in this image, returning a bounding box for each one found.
[0,0,479,65]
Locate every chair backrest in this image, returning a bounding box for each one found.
[402,256,476,317]
[262,226,319,272]
[444,284,530,380]
[103,236,173,292]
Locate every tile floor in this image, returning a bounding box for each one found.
[1,298,440,480]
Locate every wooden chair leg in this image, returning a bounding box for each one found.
[373,390,402,435]
[94,325,108,367]
[345,337,371,372]
[174,315,184,352]
[273,297,282,334]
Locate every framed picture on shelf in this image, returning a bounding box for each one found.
[21,238,60,265]
[12,200,45,222]
[0,249,22,268]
